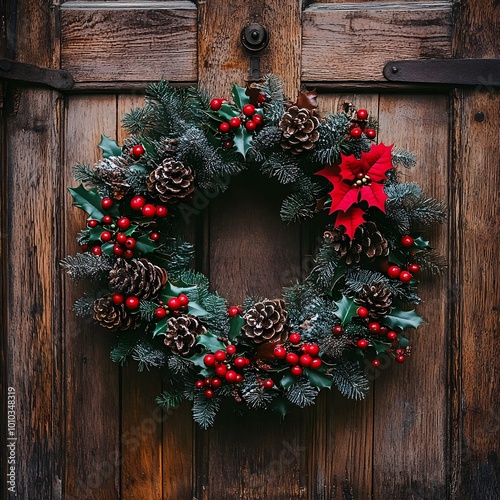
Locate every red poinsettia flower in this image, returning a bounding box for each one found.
[316,143,394,238]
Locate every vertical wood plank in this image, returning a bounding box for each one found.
[63,95,121,500]
[374,94,449,498]
[452,2,500,497]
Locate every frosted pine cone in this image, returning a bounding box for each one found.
[93,295,138,331]
[147,158,195,203]
[164,315,207,356]
[355,282,393,320]
[279,106,320,154]
[242,299,289,344]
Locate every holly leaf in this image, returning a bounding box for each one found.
[135,234,157,255]
[163,281,197,298]
[371,339,391,355]
[334,206,367,239]
[187,301,209,318]
[153,317,167,337]
[304,368,333,389]
[280,372,296,390]
[413,237,430,249]
[233,126,254,159]
[217,102,239,121]
[196,333,225,352]
[187,352,207,368]
[228,314,245,341]
[101,242,114,256]
[271,396,293,418]
[98,134,122,159]
[399,336,410,348]
[384,309,424,331]
[68,185,119,220]
[232,84,250,110]
[295,89,318,110]
[333,295,358,325]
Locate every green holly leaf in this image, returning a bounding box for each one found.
[271,396,293,419]
[232,84,250,110]
[98,134,122,159]
[399,336,410,348]
[388,250,406,266]
[384,309,424,331]
[218,102,239,121]
[101,242,114,256]
[413,237,430,249]
[188,301,209,318]
[280,372,296,390]
[196,333,225,352]
[68,185,120,220]
[153,317,167,337]
[371,339,391,355]
[88,225,105,242]
[304,368,333,389]
[135,234,157,255]
[164,281,198,298]
[228,314,245,341]
[128,164,148,174]
[233,126,254,159]
[333,295,358,326]
[187,351,207,368]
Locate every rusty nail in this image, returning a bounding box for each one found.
[391,66,398,74]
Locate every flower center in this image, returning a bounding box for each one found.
[353,172,371,187]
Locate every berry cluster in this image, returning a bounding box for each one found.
[383,236,420,283]
[349,108,377,140]
[273,333,322,377]
[111,292,140,310]
[154,293,189,319]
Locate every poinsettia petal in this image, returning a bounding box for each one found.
[359,182,388,212]
[338,152,366,181]
[329,182,359,213]
[363,143,394,182]
[334,206,367,239]
[316,164,342,184]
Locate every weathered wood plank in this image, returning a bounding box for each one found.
[60,2,197,83]
[373,94,449,498]
[63,95,121,499]
[302,2,452,82]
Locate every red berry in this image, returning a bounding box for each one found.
[223,140,234,149]
[368,322,381,333]
[219,122,230,133]
[211,377,222,388]
[350,127,362,138]
[286,353,299,365]
[214,350,226,362]
[257,93,267,104]
[88,219,99,228]
[167,297,180,310]
[100,231,112,242]
[226,345,237,355]
[387,331,398,341]
[215,364,227,376]
[402,235,414,247]
[81,244,89,251]
[101,197,113,209]
[112,293,124,305]
[399,271,413,282]
[357,307,369,318]
[235,374,243,383]
[372,359,381,367]
[155,307,166,319]
[228,306,239,317]
[310,358,322,370]
[225,370,237,383]
[150,232,160,241]
[365,128,377,139]
[178,294,189,306]
[291,365,303,376]
[379,326,388,335]
[396,355,405,363]
[245,358,250,366]
[130,196,146,210]
[204,389,214,399]
[229,117,241,128]
[263,379,274,389]
[252,114,263,125]
[408,263,420,273]
[131,144,145,158]
[299,354,312,367]
[125,237,136,249]
[117,217,130,230]
[156,205,168,218]
[234,357,246,368]
[388,265,401,278]
[204,378,211,386]
[243,104,255,116]
[102,215,112,224]
[273,346,287,359]
[357,109,368,120]
[125,296,140,310]
[113,244,124,256]
[203,354,215,367]
[333,325,343,335]
[142,204,156,218]
[306,344,320,356]
[115,233,126,244]
[357,339,368,349]
[210,98,223,111]
[123,249,134,259]
[195,380,204,389]
[245,120,256,131]
[289,332,301,344]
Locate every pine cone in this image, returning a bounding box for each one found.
[324,222,389,265]
[94,158,131,200]
[279,106,320,154]
[157,138,178,160]
[108,258,168,300]
[164,315,207,356]
[355,282,393,320]
[93,295,138,331]
[147,159,194,203]
[242,299,289,344]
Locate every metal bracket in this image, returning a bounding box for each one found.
[241,24,269,82]
[383,59,499,87]
[0,59,74,90]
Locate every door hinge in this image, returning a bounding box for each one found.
[0,59,74,91]
[383,59,499,87]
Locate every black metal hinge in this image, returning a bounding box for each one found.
[383,59,499,87]
[0,59,74,90]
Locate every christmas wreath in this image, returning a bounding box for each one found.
[62,77,446,428]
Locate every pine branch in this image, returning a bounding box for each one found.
[73,292,101,317]
[192,392,220,429]
[280,192,316,222]
[243,386,276,409]
[306,244,342,291]
[132,341,167,371]
[167,355,194,375]
[413,250,447,275]
[286,378,319,407]
[60,253,113,282]
[311,113,350,164]
[260,152,302,184]
[73,163,103,187]
[257,75,288,124]
[139,300,159,322]
[156,386,185,411]
[157,239,195,279]
[123,168,149,194]
[248,126,282,161]
[110,330,140,365]
[332,361,369,400]
[392,148,416,169]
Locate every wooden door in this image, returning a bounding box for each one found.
[1,0,499,499]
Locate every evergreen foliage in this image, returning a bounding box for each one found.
[332,361,370,400]
[61,253,112,281]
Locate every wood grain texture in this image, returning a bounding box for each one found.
[302,2,452,82]
[60,2,197,83]
[198,0,302,99]
[452,2,500,498]
[63,95,121,500]
[374,94,449,498]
